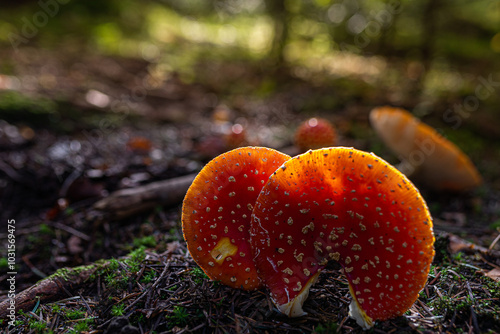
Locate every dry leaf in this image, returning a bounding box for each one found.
[484,268,500,282]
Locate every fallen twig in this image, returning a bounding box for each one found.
[90,173,196,220]
[0,261,107,319]
[446,233,500,258]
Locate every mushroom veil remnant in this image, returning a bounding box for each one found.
[182,147,290,290]
[250,147,435,329]
[369,106,482,192]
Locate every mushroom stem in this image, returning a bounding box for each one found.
[348,285,374,330]
[275,272,320,317]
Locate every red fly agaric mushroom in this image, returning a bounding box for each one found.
[224,123,247,149]
[294,118,337,152]
[370,106,482,192]
[250,147,435,329]
[182,146,290,290]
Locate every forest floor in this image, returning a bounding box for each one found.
[0,47,499,333]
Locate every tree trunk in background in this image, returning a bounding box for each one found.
[375,2,402,58]
[265,0,290,67]
[404,0,442,100]
[417,0,442,92]
[421,0,442,72]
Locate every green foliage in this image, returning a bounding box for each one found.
[489,220,500,230]
[425,245,500,331]
[0,91,56,115]
[66,308,86,320]
[191,267,208,279]
[29,320,48,333]
[105,271,129,289]
[70,318,94,333]
[130,313,146,326]
[64,207,75,216]
[314,322,339,333]
[111,303,126,316]
[127,246,147,263]
[166,227,182,242]
[38,224,53,235]
[116,245,147,274]
[167,306,189,327]
[0,257,8,269]
[133,235,157,248]
[108,258,120,271]
[190,266,209,284]
[141,269,158,284]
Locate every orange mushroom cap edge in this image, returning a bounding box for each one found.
[369,106,482,192]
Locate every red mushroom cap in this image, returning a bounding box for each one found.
[250,147,435,328]
[182,146,290,290]
[294,118,337,152]
[224,123,247,149]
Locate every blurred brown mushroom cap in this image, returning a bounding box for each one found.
[369,106,482,192]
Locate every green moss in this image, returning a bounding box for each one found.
[489,219,500,230]
[111,303,126,316]
[190,267,209,284]
[29,320,48,333]
[124,246,146,273]
[38,224,53,235]
[0,91,56,116]
[105,272,128,289]
[127,246,147,262]
[108,258,120,271]
[314,322,339,333]
[141,269,158,283]
[166,227,181,242]
[191,267,208,279]
[66,308,86,320]
[64,207,75,216]
[0,257,8,269]
[166,306,189,327]
[74,318,94,332]
[47,267,72,281]
[130,313,146,326]
[133,235,156,248]
[47,263,96,282]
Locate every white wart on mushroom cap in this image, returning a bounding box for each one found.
[369,106,482,192]
[182,146,290,290]
[250,147,435,328]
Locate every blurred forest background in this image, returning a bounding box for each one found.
[0,1,500,333]
[1,0,499,241]
[0,0,499,165]
[0,0,499,241]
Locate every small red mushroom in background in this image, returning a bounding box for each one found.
[294,118,337,152]
[182,146,290,290]
[127,136,153,154]
[250,147,435,329]
[224,123,247,149]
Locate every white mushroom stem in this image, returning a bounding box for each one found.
[348,285,374,330]
[274,272,320,317]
